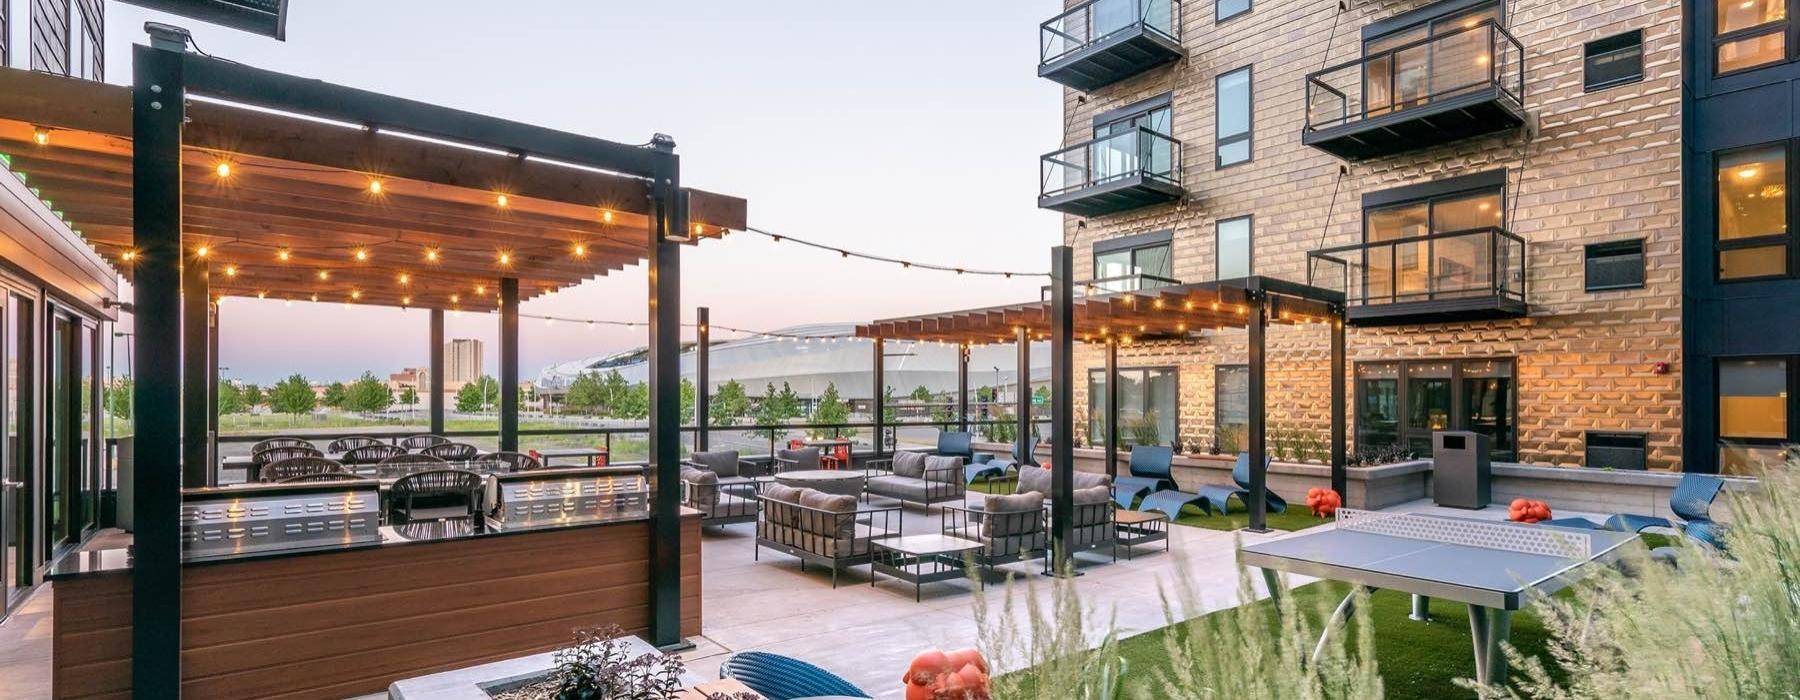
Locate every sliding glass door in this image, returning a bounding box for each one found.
[43,308,96,557]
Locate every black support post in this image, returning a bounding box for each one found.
[695,307,709,452]
[1330,310,1347,499]
[1015,326,1031,461]
[131,41,185,700]
[956,343,969,434]
[1104,338,1119,480]
[207,298,219,484]
[1049,246,1075,575]
[872,338,886,456]
[181,257,208,487]
[1246,291,1269,533]
[499,278,519,453]
[429,308,445,435]
[645,141,688,650]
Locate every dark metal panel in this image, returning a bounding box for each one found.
[1103,339,1118,480]
[130,41,185,699]
[1331,315,1347,498]
[956,342,968,433]
[498,277,519,453]
[645,147,686,649]
[1048,246,1075,574]
[1036,175,1186,217]
[1092,229,1174,255]
[117,0,289,41]
[695,307,709,452]
[1344,296,1528,326]
[1246,293,1268,532]
[208,299,219,482]
[1038,28,1184,91]
[1361,169,1509,209]
[182,225,208,489]
[429,308,445,435]
[1016,326,1030,464]
[1302,89,1525,161]
[872,338,885,456]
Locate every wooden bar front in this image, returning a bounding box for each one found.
[52,515,703,700]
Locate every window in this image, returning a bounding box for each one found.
[1214,365,1248,451]
[1088,367,1178,447]
[1584,30,1643,91]
[1215,66,1252,167]
[1714,0,1788,75]
[1355,358,1515,460]
[1716,144,1790,281]
[1717,357,1793,474]
[1088,95,1176,187]
[1217,0,1250,22]
[1093,231,1174,292]
[1584,239,1646,291]
[1216,216,1252,279]
[1362,2,1503,117]
[1362,176,1506,301]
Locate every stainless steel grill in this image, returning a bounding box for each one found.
[487,466,649,531]
[180,481,382,560]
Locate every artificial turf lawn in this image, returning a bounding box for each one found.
[968,477,1329,532]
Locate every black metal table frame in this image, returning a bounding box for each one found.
[1114,515,1170,559]
[871,540,983,602]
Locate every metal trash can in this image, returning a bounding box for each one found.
[1433,430,1491,509]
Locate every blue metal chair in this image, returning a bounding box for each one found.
[936,431,974,461]
[967,435,1036,484]
[1603,473,1724,533]
[720,651,871,700]
[1193,452,1285,515]
[1113,445,1175,508]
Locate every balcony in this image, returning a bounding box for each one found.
[1302,20,1526,160]
[1042,273,1181,300]
[1039,127,1184,217]
[1039,0,1185,91]
[1307,227,1527,326]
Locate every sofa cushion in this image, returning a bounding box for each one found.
[1073,484,1111,505]
[981,492,1044,538]
[799,489,858,540]
[763,483,804,527]
[924,455,963,483]
[1073,470,1113,490]
[688,450,742,478]
[681,467,719,508]
[866,475,931,503]
[1017,466,1112,496]
[892,450,929,479]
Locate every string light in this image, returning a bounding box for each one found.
[354,248,369,261]
[746,226,1044,278]
[368,179,384,194]
[475,284,487,296]
[31,127,50,146]
[350,290,362,300]
[401,295,412,306]
[601,209,614,224]
[317,270,330,280]
[194,246,210,258]
[121,250,137,262]
[572,243,587,258]
[495,194,509,208]
[215,162,232,178]
[277,249,291,262]
[224,264,239,277]
[497,252,511,266]
[255,291,267,299]
[450,293,461,304]
[424,248,441,263]
[309,293,319,302]
[398,273,411,285]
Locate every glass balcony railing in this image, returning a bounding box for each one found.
[1040,0,1182,68]
[1041,273,1181,300]
[1307,227,1526,323]
[1302,20,1526,159]
[1041,127,1180,197]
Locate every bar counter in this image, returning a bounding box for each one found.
[47,475,702,700]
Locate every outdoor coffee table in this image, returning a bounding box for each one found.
[774,469,865,497]
[1114,508,1169,559]
[871,534,985,601]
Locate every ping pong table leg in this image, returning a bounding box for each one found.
[1309,586,1368,668]
[1410,594,1431,622]
[1258,568,1283,603]
[1467,606,1512,687]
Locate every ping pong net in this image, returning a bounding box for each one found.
[1335,509,1591,559]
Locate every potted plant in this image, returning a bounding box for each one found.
[487,626,754,700]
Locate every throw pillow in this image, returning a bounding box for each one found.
[1016,466,1051,496]
[892,450,929,479]
[924,455,963,483]
[981,492,1044,538]
[800,489,858,540]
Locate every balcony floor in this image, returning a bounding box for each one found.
[1346,294,1528,327]
[1038,174,1185,217]
[1303,87,1526,161]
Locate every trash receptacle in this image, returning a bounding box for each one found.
[1433,430,1491,509]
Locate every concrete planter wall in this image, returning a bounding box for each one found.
[969,441,1758,517]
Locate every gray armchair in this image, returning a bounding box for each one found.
[682,465,758,529]
[684,449,763,479]
[774,447,821,472]
[865,451,966,508]
[756,484,900,587]
[1015,466,1115,562]
[942,492,1049,582]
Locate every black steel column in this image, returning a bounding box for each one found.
[207,298,219,483]
[181,257,208,488]
[695,307,709,452]
[131,41,185,699]
[1049,246,1075,574]
[1015,326,1030,462]
[872,338,885,456]
[645,142,687,649]
[1246,291,1269,533]
[498,278,519,452]
[429,308,445,435]
[1103,338,1119,480]
[1330,311,1347,499]
[956,343,968,433]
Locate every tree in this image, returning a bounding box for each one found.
[1032,385,1050,405]
[456,375,499,413]
[344,371,394,413]
[710,379,750,426]
[398,386,418,406]
[104,378,133,421]
[564,371,606,414]
[241,383,264,409]
[811,382,850,438]
[680,377,697,424]
[976,386,996,403]
[268,374,315,418]
[773,382,800,420]
[881,385,898,423]
[909,385,934,402]
[613,381,649,420]
[598,370,631,417]
[216,381,246,415]
[322,381,348,408]
[752,382,786,439]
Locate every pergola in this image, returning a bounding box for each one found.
[858,253,1347,568]
[1,35,744,694]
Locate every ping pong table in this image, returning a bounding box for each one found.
[1238,509,1640,687]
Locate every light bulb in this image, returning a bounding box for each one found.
[369,179,384,194]
[215,162,232,178]
[277,249,291,262]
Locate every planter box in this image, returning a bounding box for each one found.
[388,637,702,700]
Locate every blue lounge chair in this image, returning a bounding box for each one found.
[967,435,1037,484]
[720,651,871,700]
[1192,452,1284,516]
[1112,445,1175,508]
[1545,474,1728,549]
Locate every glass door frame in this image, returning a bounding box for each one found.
[1353,357,1518,459]
[0,281,36,618]
[43,303,99,559]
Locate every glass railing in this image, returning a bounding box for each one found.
[1304,20,1525,132]
[1040,0,1182,66]
[1306,227,1525,308]
[1040,127,1182,199]
[1042,273,1181,300]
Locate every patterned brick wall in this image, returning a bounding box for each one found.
[1057,0,1685,469]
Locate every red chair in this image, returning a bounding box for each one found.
[821,442,850,470]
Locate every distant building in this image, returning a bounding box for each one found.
[389,367,428,394]
[445,339,484,385]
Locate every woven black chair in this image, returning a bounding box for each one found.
[369,452,447,477]
[252,437,316,453]
[278,472,370,484]
[253,445,323,467]
[341,444,406,466]
[328,435,386,453]
[399,434,450,450]
[388,469,484,524]
[261,456,347,482]
[483,451,543,472]
[422,442,480,461]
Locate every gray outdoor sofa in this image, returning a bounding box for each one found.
[1013,466,1117,562]
[756,483,900,587]
[864,451,967,509]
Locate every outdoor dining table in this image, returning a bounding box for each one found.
[533,446,609,467]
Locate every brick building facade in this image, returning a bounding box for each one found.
[1040,0,1685,469]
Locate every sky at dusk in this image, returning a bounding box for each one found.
[101,1,1065,385]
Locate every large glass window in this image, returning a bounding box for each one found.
[1215,67,1252,167]
[1216,216,1252,280]
[1714,0,1788,75]
[1355,358,1515,460]
[1094,237,1174,292]
[1214,365,1248,451]
[1718,358,1791,474]
[1716,144,1790,281]
[1217,0,1250,22]
[1363,185,1504,301]
[1090,102,1174,187]
[1363,3,1503,117]
[1088,367,1178,447]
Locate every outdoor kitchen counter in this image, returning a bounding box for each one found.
[46,510,704,700]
